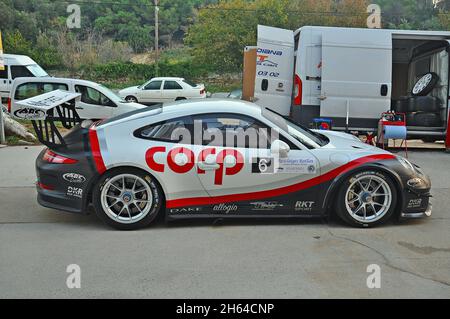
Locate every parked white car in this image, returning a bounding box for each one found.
[0,54,49,103]
[9,77,147,120]
[119,77,206,104]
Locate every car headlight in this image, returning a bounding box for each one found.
[407,177,428,189]
[397,156,416,172]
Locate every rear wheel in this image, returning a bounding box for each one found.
[335,171,397,228]
[93,168,163,230]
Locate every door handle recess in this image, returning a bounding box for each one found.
[197,162,220,171]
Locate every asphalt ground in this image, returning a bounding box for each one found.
[0,146,449,298]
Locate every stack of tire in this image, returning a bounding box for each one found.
[393,72,442,128]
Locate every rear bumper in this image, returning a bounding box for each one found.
[35,146,97,215]
[37,190,85,214]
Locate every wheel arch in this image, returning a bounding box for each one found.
[323,163,405,216]
[83,165,167,210]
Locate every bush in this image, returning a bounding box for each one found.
[81,60,211,83]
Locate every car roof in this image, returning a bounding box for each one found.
[162,99,262,116]
[100,99,264,128]
[12,77,102,88]
[151,77,184,81]
[3,54,37,65]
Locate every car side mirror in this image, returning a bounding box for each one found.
[271,140,290,158]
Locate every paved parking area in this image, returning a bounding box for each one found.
[0,146,449,298]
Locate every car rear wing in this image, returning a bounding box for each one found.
[11,90,83,148]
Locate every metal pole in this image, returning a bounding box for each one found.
[0,102,5,144]
[154,0,159,77]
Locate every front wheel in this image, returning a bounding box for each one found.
[335,171,397,228]
[93,168,163,230]
[125,96,138,103]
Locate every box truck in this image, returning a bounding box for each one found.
[243,25,450,150]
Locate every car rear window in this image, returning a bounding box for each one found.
[15,82,69,101]
[134,116,193,144]
[182,79,197,87]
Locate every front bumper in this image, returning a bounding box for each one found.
[400,203,432,219]
[399,164,432,220]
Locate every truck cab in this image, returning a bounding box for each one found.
[244,25,450,151]
[0,54,49,104]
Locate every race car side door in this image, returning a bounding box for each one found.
[191,112,322,215]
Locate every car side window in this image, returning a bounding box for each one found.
[75,85,114,107]
[164,81,182,90]
[15,82,69,101]
[0,66,8,79]
[134,116,193,144]
[193,113,279,149]
[144,81,162,90]
[11,66,33,79]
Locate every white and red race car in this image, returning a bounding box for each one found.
[13,91,432,230]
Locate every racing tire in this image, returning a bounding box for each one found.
[414,112,442,127]
[93,168,163,230]
[411,72,439,96]
[421,137,439,143]
[335,170,397,228]
[405,112,416,126]
[407,96,441,113]
[392,98,408,113]
[125,96,138,103]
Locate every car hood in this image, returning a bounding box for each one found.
[124,101,147,109]
[315,130,387,153]
[119,86,140,94]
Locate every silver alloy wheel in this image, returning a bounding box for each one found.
[344,174,392,223]
[100,174,153,224]
[412,73,432,95]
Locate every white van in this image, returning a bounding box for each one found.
[10,77,147,120]
[0,54,48,103]
[244,25,450,150]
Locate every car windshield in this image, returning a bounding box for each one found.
[138,80,151,89]
[26,64,48,77]
[99,85,127,103]
[262,108,329,149]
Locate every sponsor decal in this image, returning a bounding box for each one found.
[67,186,83,198]
[63,173,86,184]
[257,48,283,56]
[295,201,315,212]
[257,55,278,68]
[278,158,317,174]
[250,201,283,211]
[213,203,238,214]
[170,207,202,214]
[407,198,423,209]
[257,70,280,78]
[146,147,244,185]
[13,108,46,120]
[252,157,275,174]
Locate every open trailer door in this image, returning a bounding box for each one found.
[254,25,294,116]
[320,28,392,130]
[11,89,82,148]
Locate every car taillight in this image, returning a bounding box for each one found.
[294,74,302,106]
[43,149,78,164]
[37,182,55,191]
[7,98,11,113]
[200,89,205,95]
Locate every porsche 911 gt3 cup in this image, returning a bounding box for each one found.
[12,90,432,230]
